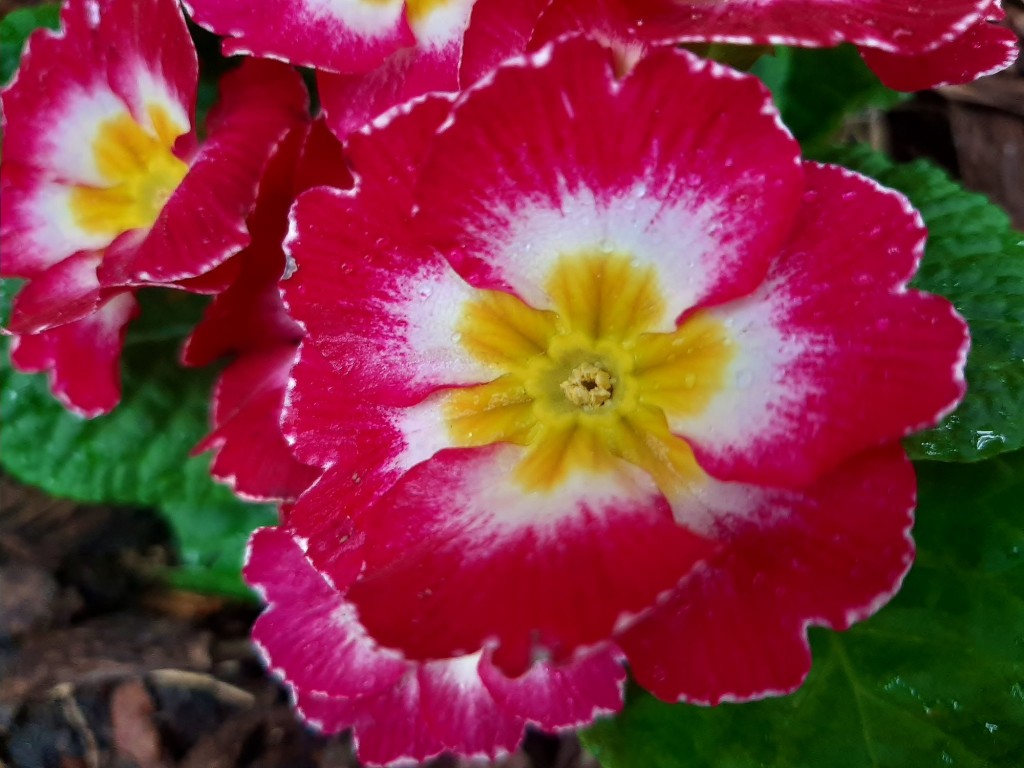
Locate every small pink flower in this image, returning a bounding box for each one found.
[268,35,967,756]
[184,119,352,501]
[1,0,308,416]
[245,526,626,765]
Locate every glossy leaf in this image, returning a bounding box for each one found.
[752,45,904,148]
[816,146,1024,462]
[0,282,275,596]
[584,451,1024,768]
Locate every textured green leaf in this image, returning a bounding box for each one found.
[0,282,274,596]
[0,3,60,86]
[583,452,1024,768]
[161,500,276,600]
[815,146,1024,462]
[752,45,905,148]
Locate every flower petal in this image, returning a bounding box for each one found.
[245,527,408,700]
[284,97,501,407]
[247,526,625,766]
[861,11,1019,91]
[345,443,716,674]
[666,163,968,488]
[99,59,309,286]
[0,0,196,276]
[414,38,803,329]
[6,251,103,334]
[625,0,991,54]
[9,292,139,417]
[619,444,916,704]
[183,0,414,73]
[319,42,460,138]
[196,347,320,501]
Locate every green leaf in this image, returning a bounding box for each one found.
[0,282,275,596]
[751,45,905,149]
[583,452,1024,768]
[815,146,1024,462]
[0,4,61,86]
[161,499,277,600]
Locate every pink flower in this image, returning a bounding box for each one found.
[466,0,1018,93]
[184,119,352,501]
[0,0,308,416]
[265,34,968,757]
[245,526,626,765]
[642,0,1017,90]
[184,0,477,135]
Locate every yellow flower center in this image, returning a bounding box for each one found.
[561,361,614,409]
[69,104,189,237]
[443,252,736,494]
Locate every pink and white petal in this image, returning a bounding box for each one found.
[99,60,309,287]
[478,647,626,727]
[346,443,716,675]
[297,677,450,765]
[98,0,197,133]
[460,0,549,85]
[319,42,460,138]
[283,185,495,406]
[245,527,409,699]
[620,444,916,704]
[6,252,103,334]
[1,0,195,187]
[9,292,139,418]
[861,15,1019,91]
[1,157,120,278]
[182,0,414,73]
[196,346,319,502]
[248,531,623,764]
[666,163,968,488]
[626,0,989,55]
[415,38,803,328]
[300,653,620,763]
[281,343,458,586]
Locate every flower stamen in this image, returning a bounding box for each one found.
[560,362,614,409]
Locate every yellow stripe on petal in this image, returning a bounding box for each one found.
[515,419,619,491]
[458,289,559,374]
[70,104,189,237]
[633,310,734,419]
[444,374,536,447]
[406,0,456,24]
[547,252,666,340]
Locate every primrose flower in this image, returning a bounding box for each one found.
[246,526,626,764]
[625,0,1018,89]
[184,120,351,501]
[185,0,477,135]
[267,35,968,757]
[472,0,1018,92]
[0,0,308,416]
